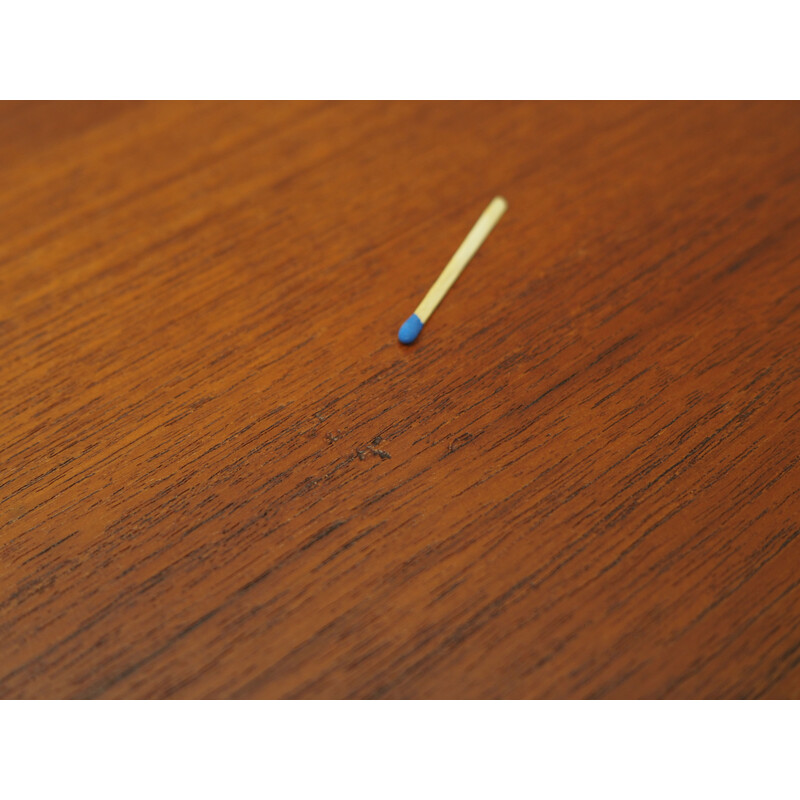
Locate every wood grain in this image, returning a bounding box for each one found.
[2,101,800,699]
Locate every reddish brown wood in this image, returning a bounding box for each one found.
[1,101,799,698]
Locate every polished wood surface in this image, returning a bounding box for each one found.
[2,101,800,699]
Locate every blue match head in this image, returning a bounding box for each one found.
[398,314,423,345]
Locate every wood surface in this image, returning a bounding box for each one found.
[1,101,800,699]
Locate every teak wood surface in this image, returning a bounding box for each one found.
[2,101,800,699]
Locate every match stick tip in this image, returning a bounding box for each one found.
[398,314,423,345]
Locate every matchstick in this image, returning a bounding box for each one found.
[398,196,508,344]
